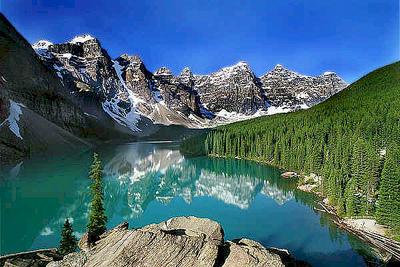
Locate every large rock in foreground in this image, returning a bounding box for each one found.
[48,216,307,267]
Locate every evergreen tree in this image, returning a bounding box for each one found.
[181,62,400,236]
[87,153,107,243]
[376,145,400,229]
[59,218,78,256]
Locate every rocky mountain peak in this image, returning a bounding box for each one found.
[29,31,348,131]
[154,66,173,77]
[221,61,252,74]
[116,54,145,71]
[46,34,104,60]
[179,67,194,87]
[180,66,193,76]
[322,71,338,77]
[260,65,348,108]
[268,64,296,75]
[273,64,285,71]
[32,40,53,50]
[32,40,54,59]
[69,34,96,44]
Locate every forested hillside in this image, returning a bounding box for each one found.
[181,62,400,238]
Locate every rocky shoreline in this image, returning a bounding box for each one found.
[2,217,308,267]
[295,174,400,262]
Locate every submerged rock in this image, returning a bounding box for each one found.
[48,216,307,267]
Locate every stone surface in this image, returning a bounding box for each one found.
[222,239,284,267]
[193,62,266,114]
[0,249,62,267]
[48,217,307,267]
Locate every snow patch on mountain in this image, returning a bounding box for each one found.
[113,60,144,107]
[69,34,95,44]
[32,40,53,49]
[0,100,25,139]
[32,40,54,59]
[323,71,336,76]
[102,98,141,132]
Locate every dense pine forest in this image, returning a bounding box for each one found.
[181,62,400,239]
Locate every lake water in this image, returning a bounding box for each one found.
[0,142,380,266]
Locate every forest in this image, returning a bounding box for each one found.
[181,61,400,239]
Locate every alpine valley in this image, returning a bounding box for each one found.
[0,14,348,163]
[1,3,400,266]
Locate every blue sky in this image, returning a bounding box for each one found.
[1,0,398,82]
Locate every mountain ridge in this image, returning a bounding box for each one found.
[32,34,348,130]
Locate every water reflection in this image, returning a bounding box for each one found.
[0,142,379,267]
[102,143,294,218]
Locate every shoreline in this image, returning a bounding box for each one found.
[207,153,400,262]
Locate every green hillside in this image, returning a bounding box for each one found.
[181,61,400,238]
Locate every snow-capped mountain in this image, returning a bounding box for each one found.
[31,34,348,131]
[260,64,348,107]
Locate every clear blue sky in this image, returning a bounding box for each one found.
[1,0,398,82]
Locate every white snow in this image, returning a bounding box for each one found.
[113,61,144,105]
[323,71,335,75]
[32,40,54,59]
[0,100,25,139]
[60,53,73,59]
[69,34,95,44]
[53,64,64,80]
[102,98,141,132]
[32,40,53,50]
[101,61,146,132]
[295,92,309,99]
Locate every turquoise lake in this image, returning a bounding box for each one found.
[0,142,380,266]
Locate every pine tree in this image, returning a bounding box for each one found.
[376,145,400,229]
[87,153,107,244]
[59,218,78,256]
[180,62,400,237]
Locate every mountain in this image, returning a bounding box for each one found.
[32,34,347,129]
[260,64,348,108]
[0,13,347,162]
[181,61,400,239]
[0,14,139,163]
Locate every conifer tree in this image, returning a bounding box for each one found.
[376,145,400,229]
[59,218,78,256]
[181,62,400,235]
[87,153,107,243]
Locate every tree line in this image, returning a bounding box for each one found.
[182,62,400,239]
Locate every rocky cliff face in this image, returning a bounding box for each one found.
[113,55,203,126]
[260,64,348,107]
[0,14,93,163]
[32,34,348,130]
[48,217,307,267]
[193,62,267,114]
[0,15,140,164]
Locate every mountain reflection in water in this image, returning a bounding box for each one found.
[0,142,379,267]
[102,143,293,218]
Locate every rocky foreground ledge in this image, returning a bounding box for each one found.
[2,217,309,267]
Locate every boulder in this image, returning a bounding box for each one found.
[221,239,284,267]
[48,216,307,267]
